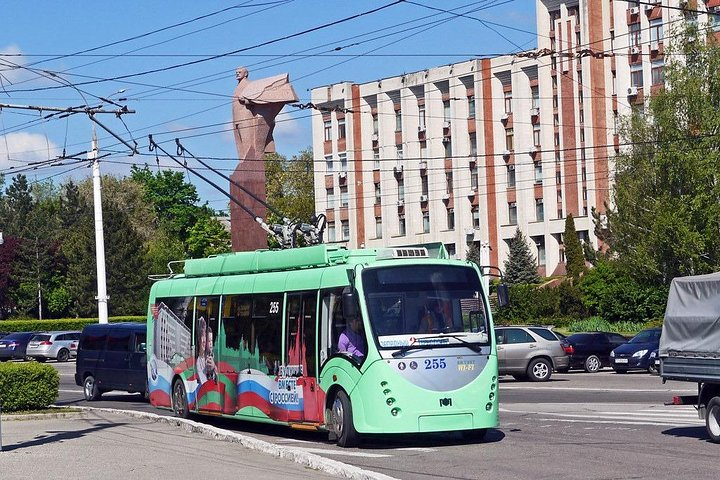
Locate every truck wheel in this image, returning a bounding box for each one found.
[527,358,552,382]
[331,390,359,448]
[584,355,601,373]
[172,379,190,419]
[83,375,101,401]
[706,397,720,443]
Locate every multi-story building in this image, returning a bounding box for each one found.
[310,0,704,275]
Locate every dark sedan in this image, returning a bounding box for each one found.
[0,332,36,361]
[564,332,629,372]
[610,328,662,374]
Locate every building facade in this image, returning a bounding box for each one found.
[310,0,701,275]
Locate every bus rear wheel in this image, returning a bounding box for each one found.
[172,379,189,419]
[331,390,359,448]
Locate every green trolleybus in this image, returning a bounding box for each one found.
[146,244,501,447]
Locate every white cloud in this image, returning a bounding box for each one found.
[0,132,61,170]
[0,44,34,86]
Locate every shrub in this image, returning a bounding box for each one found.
[494,284,560,323]
[565,317,647,335]
[0,316,145,333]
[0,362,59,412]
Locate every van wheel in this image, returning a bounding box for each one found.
[331,390,359,448]
[83,375,101,401]
[172,380,190,419]
[706,397,720,443]
[57,349,70,362]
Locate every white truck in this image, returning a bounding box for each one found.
[659,272,720,442]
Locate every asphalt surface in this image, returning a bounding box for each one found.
[0,409,392,480]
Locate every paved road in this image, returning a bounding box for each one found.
[48,360,715,479]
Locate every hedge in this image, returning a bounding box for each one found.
[0,316,145,333]
[0,362,59,412]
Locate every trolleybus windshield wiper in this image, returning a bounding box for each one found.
[391,333,483,357]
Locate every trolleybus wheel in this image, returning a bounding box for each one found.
[331,390,359,448]
[172,379,190,419]
[705,397,720,443]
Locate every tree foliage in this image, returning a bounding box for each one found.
[606,26,720,284]
[503,228,540,285]
[564,214,586,282]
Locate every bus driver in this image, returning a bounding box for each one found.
[338,316,366,359]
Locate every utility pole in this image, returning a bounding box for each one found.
[90,129,108,324]
[0,102,135,323]
[480,241,491,295]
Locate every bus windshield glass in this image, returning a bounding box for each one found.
[362,264,490,349]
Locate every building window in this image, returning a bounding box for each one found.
[470,133,477,156]
[396,145,403,160]
[533,124,541,146]
[559,246,565,263]
[554,133,560,146]
[327,222,336,242]
[337,118,346,139]
[649,18,663,44]
[577,71,583,86]
[557,207,563,220]
[711,11,720,31]
[418,104,426,131]
[508,202,517,225]
[398,179,405,202]
[504,91,512,114]
[323,120,332,141]
[507,165,516,188]
[421,175,429,197]
[325,155,334,173]
[552,76,557,90]
[556,171,562,184]
[339,152,348,172]
[579,109,584,124]
[375,217,383,239]
[423,212,430,233]
[535,199,544,222]
[447,208,455,230]
[651,60,664,86]
[444,138,452,158]
[553,113,559,127]
[610,31,615,52]
[445,243,456,258]
[535,162,543,184]
[555,151,561,165]
[552,95,558,108]
[471,169,478,190]
[578,90,583,105]
[535,236,546,265]
[582,167,587,181]
[472,207,480,229]
[374,182,381,204]
[629,23,641,48]
[583,186,588,201]
[340,186,349,207]
[557,189,562,202]
[372,115,379,135]
[580,129,585,143]
[505,128,514,151]
[445,171,453,194]
[399,214,406,236]
[327,188,336,209]
[373,149,380,169]
[443,100,451,123]
[575,30,581,47]
[468,95,475,118]
[341,220,350,241]
[395,108,402,132]
[531,86,540,109]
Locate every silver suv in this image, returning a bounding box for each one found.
[26,331,81,362]
[495,326,570,382]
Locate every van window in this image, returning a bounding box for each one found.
[81,332,107,351]
[107,330,131,352]
[134,333,147,353]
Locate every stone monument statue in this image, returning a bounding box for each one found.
[230,67,298,251]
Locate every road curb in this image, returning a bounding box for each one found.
[1,410,88,421]
[62,406,397,480]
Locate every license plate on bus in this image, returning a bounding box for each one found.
[615,358,628,364]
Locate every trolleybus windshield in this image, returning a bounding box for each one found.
[362,265,490,349]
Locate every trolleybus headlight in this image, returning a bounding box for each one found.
[489,392,495,401]
[485,403,493,411]
[490,383,496,390]
[380,381,388,387]
[386,397,396,406]
[383,389,391,395]
[391,407,401,416]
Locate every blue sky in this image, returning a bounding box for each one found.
[0,0,536,211]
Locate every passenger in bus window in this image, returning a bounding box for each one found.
[419,300,446,334]
[338,317,366,359]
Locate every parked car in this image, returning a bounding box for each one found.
[75,323,147,401]
[564,332,629,372]
[26,331,81,362]
[610,328,662,374]
[0,332,37,361]
[495,326,570,381]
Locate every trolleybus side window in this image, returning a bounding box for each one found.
[319,288,345,367]
[253,294,283,375]
[153,296,194,367]
[285,291,318,378]
[221,295,252,373]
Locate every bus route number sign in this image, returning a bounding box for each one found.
[424,358,447,370]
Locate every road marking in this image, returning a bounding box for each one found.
[288,447,392,458]
[397,447,436,452]
[501,405,704,427]
[500,385,696,393]
[59,389,83,393]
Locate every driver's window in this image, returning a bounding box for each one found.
[319,288,344,368]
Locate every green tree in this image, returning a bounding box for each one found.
[186,216,231,258]
[606,25,720,284]
[564,214,586,282]
[503,228,540,285]
[466,243,482,268]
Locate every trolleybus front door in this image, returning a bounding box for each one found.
[285,292,321,423]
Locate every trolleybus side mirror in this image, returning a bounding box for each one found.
[496,284,510,308]
[342,290,359,320]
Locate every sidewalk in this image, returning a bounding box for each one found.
[0,410,393,480]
